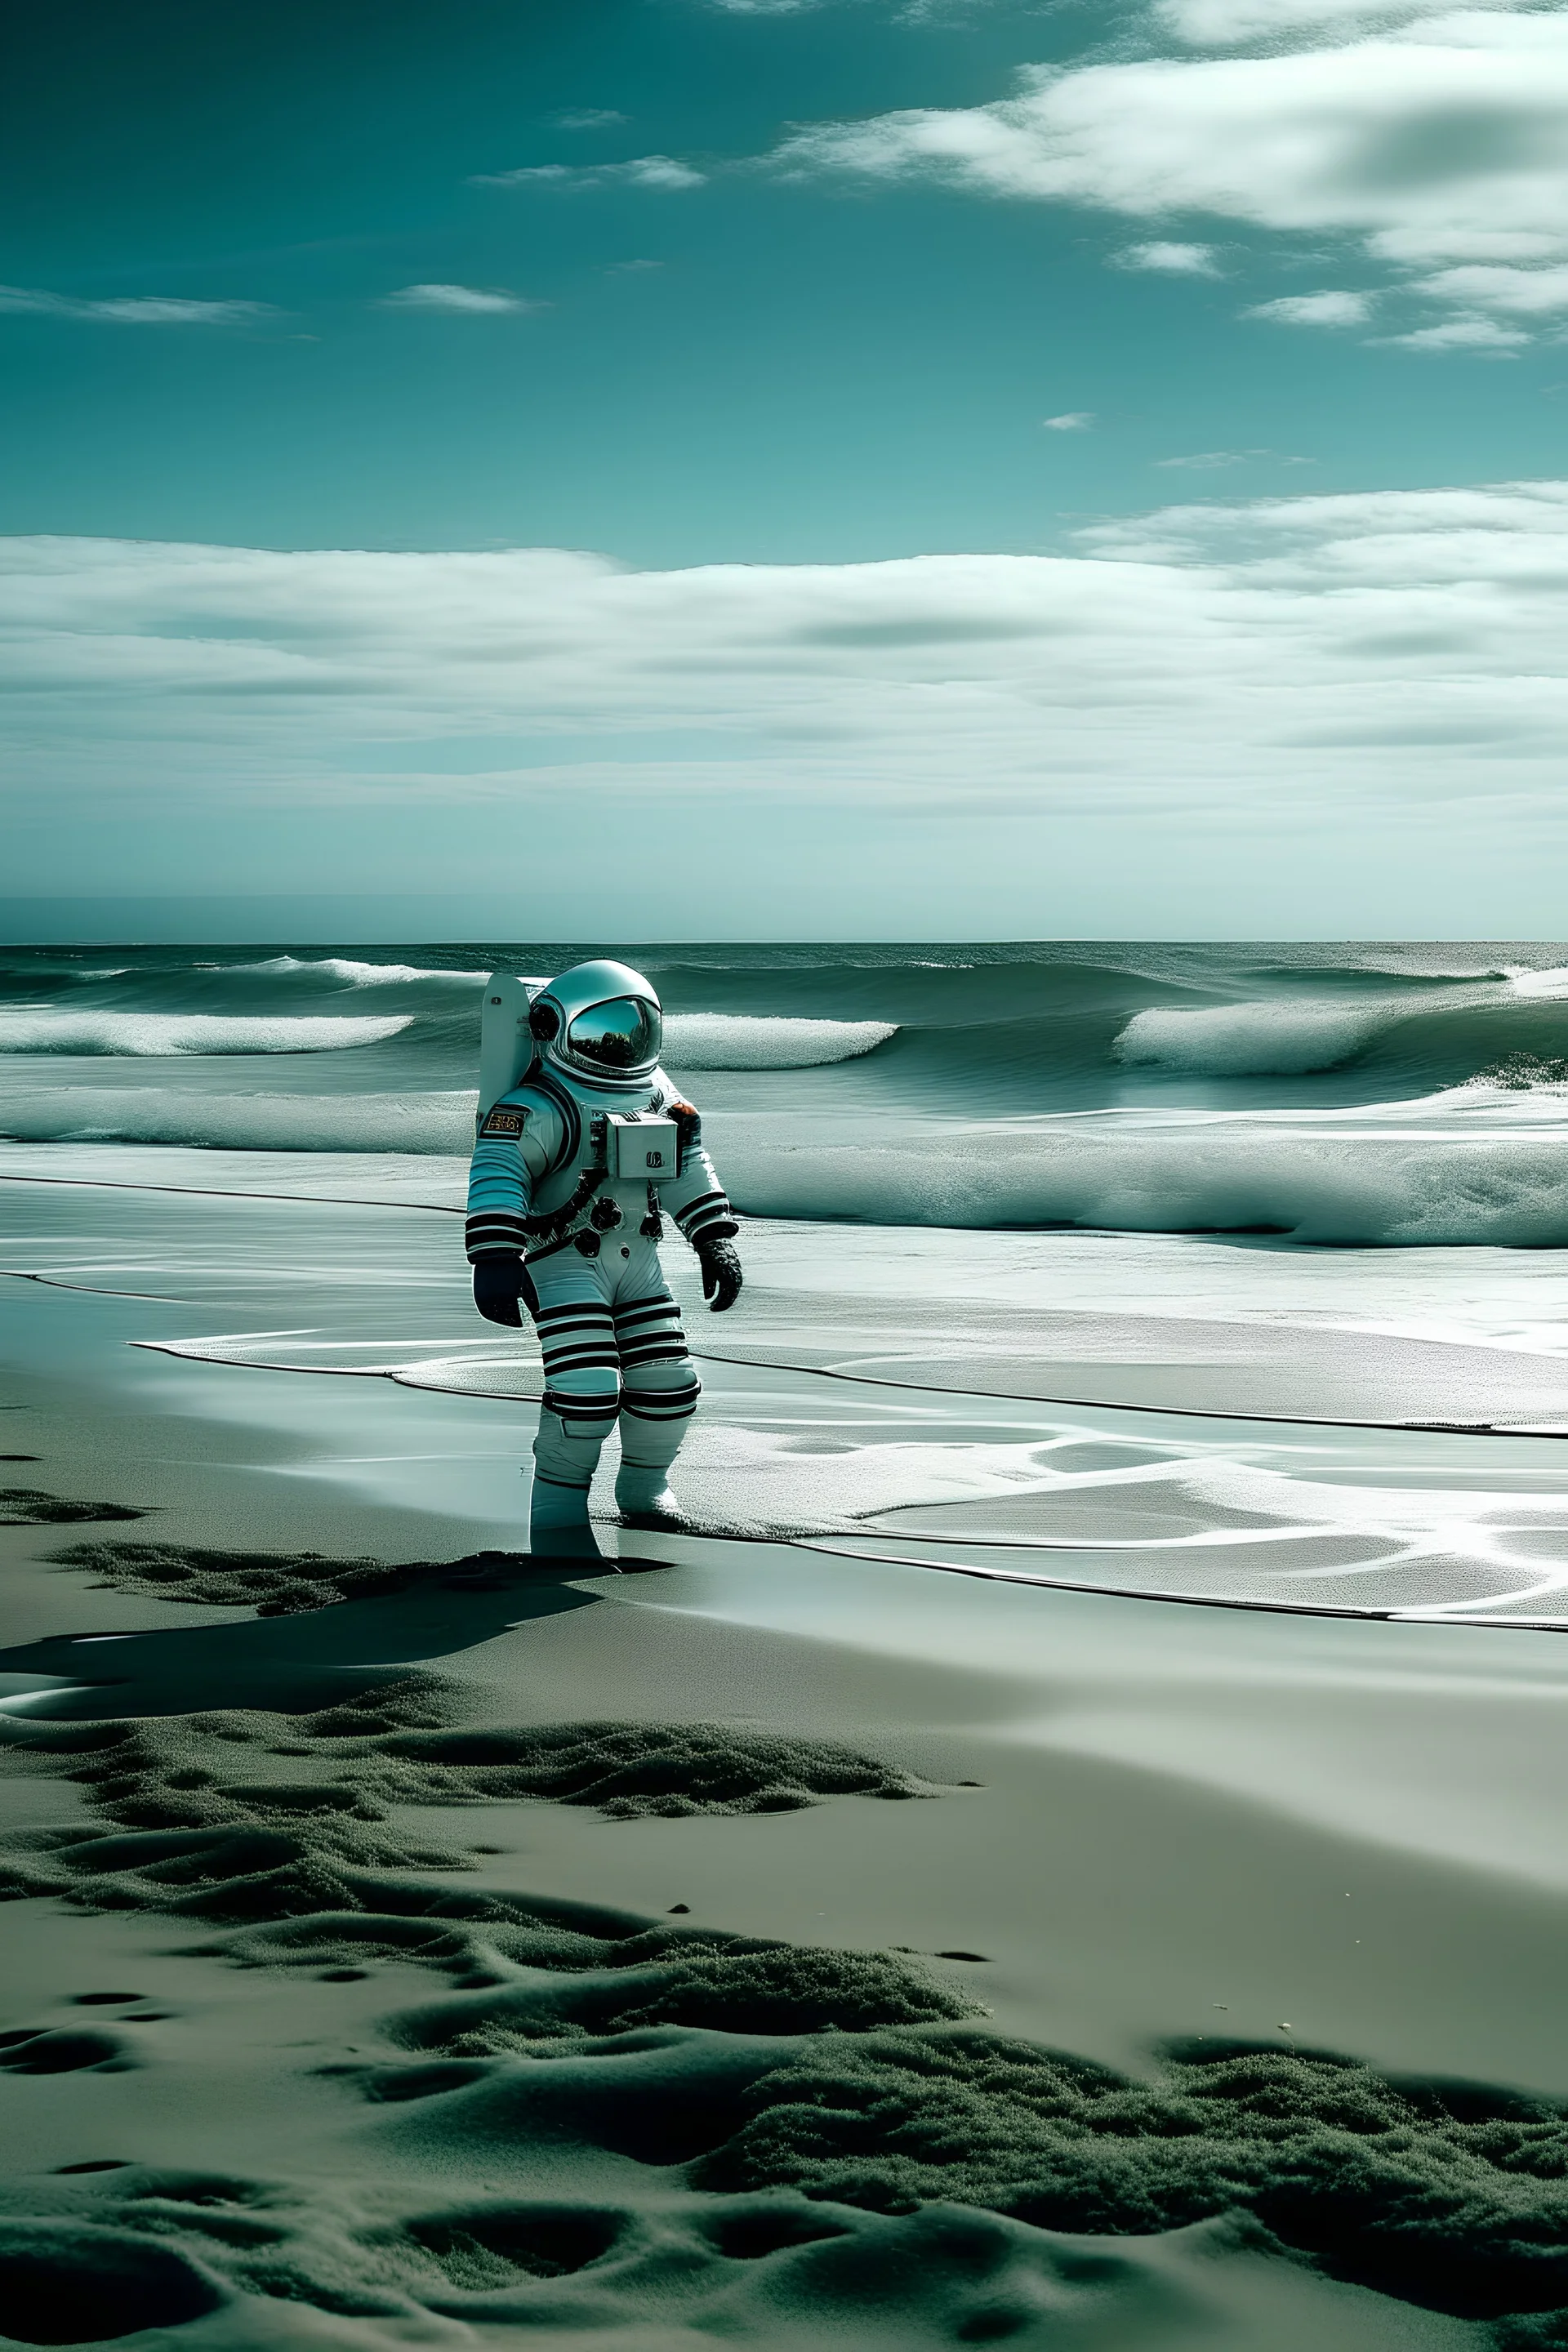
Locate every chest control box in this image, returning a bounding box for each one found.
[605,1112,679,1183]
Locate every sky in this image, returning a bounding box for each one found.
[4,0,1568,938]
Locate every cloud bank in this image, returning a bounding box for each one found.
[5,487,1568,884]
[774,5,1568,347]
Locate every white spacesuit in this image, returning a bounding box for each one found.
[466,959,741,1548]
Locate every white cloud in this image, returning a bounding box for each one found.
[381,283,538,314]
[1380,314,1530,347]
[1043,410,1095,428]
[473,154,706,191]
[1156,447,1310,466]
[554,109,629,129]
[1116,239,1221,273]
[774,11,1568,343]
[1410,261,1568,313]
[1248,289,1373,326]
[6,487,1568,866]
[0,287,274,325]
[1153,0,1525,47]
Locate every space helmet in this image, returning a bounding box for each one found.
[528,960,663,1083]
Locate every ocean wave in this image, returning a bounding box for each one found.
[663,1014,896,1069]
[239,956,493,987]
[1113,1002,1384,1076]
[12,944,1568,1120]
[0,1087,474,1152]
[0,1013,415,1056]
[11,1082,1568,1245]
[717,1116,1568,1247]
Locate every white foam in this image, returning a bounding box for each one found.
[712,1107,1568,1247]
[1508,966,1568,1000]
[663,1014,896,1069]
[0,1087,474,1152]
[0,1013,414,1056]
[15,1078,1568,1246]
[1114,1002,1381,1076]
[239,956,492,987]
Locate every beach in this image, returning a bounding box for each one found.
[7,945,1568,2346]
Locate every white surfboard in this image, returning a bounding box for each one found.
[478,973,537,1116]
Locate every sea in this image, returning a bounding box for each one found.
[5,938,1568,1245]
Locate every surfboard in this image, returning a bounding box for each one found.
[478,973,537,1116]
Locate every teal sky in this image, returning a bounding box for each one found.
[5,0,1568,934]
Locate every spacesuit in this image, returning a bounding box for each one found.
[465,959,741,1546]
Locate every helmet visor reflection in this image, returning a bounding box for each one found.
[565,996,662,1073]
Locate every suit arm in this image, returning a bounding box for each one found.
[660,1093,738,1249]
[465,1094,556,1260]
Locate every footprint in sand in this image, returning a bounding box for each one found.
[0,2028,133,2075]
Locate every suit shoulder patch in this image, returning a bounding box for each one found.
[480,1104,528,1138]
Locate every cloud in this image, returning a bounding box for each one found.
[1152,0,1526,46]
[1410,261,1568,314]
[1247,289,1373,326]
[0,287,274,325]
[773,11,1568,344]
[554,109,629,129]
[1156,447,1311,466]
[7,485,1568,876]
[473,155,706,191]
[1379,314,1530,347]
[1116,239,1221,273]
[380,283,538,314]
[1043,411,1095,428]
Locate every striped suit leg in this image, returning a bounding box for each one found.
[527,1260,620,1523]
[614,1277,701,1479]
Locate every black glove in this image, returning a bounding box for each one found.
[697,1236,742,1313]
[472,1254,524,1327]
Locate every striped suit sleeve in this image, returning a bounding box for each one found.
[464,1091,558,1261]
[659,1089,739,1250]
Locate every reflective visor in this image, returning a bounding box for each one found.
[565,996,662,1074]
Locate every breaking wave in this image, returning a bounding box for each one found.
[11,1081,1568,1244]
[239,956,491,987]
[7,942,1568,1241]
[1113,1002,1383,1076]
[717,1116,1568,1246]
[0,1013,414,1056]
[663,1014,896,1069]
[0,1088,474,1153]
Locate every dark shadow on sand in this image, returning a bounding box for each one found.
[0,1554,653,1721]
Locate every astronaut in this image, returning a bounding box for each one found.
[466,959,741,1547]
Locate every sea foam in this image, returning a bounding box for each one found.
[0,1013,414,1056]
[10,1086,1568,1245]
[0,1088,474,1152]
[716,1114,1568,1247]
[1113,1002,1383,1076]
[663,1015,896,1069]
[238,956,493,987]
